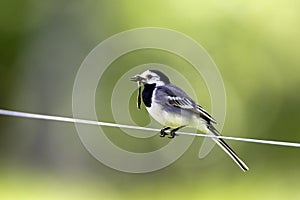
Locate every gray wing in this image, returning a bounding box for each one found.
[156,84,217,124]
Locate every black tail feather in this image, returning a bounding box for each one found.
[207,125,249,171]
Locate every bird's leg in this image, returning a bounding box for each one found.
[169,126,186,139]
[160,127,171,137]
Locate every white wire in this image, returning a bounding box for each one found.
[1,108,300,148]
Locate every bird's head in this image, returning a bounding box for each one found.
[130,70,170,86]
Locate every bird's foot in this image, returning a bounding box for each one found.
[168,126,186,139]
[160,127,170,137]
[168,130,177,139]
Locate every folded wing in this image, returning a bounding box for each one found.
[157,84,217,124]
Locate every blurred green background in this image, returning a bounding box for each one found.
[1,0,300,199]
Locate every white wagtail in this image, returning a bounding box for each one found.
[131,69,249,171]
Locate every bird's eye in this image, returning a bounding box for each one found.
[147,74,153,79]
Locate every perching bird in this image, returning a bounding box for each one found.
[130,69,249,171]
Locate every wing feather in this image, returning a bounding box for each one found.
[158,84,217,124]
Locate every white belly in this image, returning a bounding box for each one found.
[146,104,209,135]
[146,101,204,129]
[146,103,179,127]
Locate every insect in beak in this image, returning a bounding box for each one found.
[130,75,143,109]
[137,82,142,109]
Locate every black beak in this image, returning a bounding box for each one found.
[130,75,145,82]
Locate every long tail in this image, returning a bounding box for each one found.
[207,124,249,172]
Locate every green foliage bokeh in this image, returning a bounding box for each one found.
[1,0,300,199]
